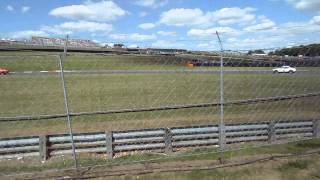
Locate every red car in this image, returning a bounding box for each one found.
[0,68,9,75]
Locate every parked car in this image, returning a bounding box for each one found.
[272,66,296,73]
[0,68,9,75]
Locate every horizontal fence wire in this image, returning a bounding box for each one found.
[0,92,319,122]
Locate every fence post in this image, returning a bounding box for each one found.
[216,31,226,150]
[268,122,276,144]
[105,131,113,159]
[39,135,49,161]
[164,128,173,154]
[313,120,320,138]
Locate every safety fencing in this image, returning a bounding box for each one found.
[0,119,318,161]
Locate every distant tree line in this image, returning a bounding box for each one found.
[268,44,320,57]
[247,49,266,55]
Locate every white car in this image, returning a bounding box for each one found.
[272,66,296,73]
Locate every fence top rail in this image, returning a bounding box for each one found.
[172,127,219,134]
[48,131,105,138]
[0,138,39,148]
[226,124,269,131]
[0,136,39,141]
[113,127,166,134]
[49,134,106,143]
[113,130,165,139]
[276,121,313,128]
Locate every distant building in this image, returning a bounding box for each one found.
[0,40,10,45]
[146,48,187,55]
[252,53,268,56]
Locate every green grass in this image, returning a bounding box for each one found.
[0,53,189,71]
[1,138,320,177]
[0,52,320,136]
[1,74,319,115]
[0,73,319,136]
[279,160,310,171]
[2,51,319,71]
[1,52,320,179]
[111,139,320,180]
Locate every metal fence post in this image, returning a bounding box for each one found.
[313,120,320,138]
[268,121,276,143]
[216,31,226,149]
[39,135,49,161]
[59,35,78,169]
[164,128,173,154]
[105,131,114,159]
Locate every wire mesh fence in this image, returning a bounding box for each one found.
[0,34,320,177]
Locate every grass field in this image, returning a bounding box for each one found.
[0,51,320,137]
[1,51,320,71]
[0,52,189,71]
[1,138,320,178]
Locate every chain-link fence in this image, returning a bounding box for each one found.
[0,35,320,177]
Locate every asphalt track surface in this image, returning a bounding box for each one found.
[3,69,316,76]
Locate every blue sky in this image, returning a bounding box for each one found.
[1,0,320,50]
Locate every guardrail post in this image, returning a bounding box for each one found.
[219,123,226,149]
[39,135,49,161]
[105,131,113,159]
[268,122,276,144]
[313,120,320,138]
[164,128,173,154]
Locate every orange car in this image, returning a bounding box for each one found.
[0,68,9,75]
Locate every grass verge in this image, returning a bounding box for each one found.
[1,138,320,176]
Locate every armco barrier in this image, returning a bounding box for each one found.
[0,119,318,160]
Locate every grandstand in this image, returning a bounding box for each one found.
[31,36,101,48]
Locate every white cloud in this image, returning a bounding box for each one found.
[197,43,211,48]
[134,0,168,8]
[233,35,302,50]
[40,26,73,35]
[157,31,177,36]
[41,21,113,35]
[160,8,213,27]
[6,30,49,39]
[139,23,156,29]
[311,16,320,25]
[110,33,156,41]
[139,12,148,17]
[211,7,256,26]
[49,1,127,22]
[244,16,276,32]
[286,0,320,12]
[159,7,256,27]
[6,5,14,11]
[151,40,185,48]
[58,21,113,32]
[279,21,320,35]
[21,6,30,13]
[227,38,238,43]
[223,20,320,50]
[187,27,239,38]
[194,19,320,50]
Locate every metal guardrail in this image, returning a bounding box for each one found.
[0,119,318,160]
